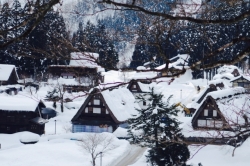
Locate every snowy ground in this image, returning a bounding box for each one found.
[0,132,130,166]
[1,65,250,166]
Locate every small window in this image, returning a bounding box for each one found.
[197,120,206,127]
[207,120,214,127]
[133,85,136,88]
[143,101,146,106]
[213,110,217,117]
[93,108,101,114]
[89,102,91,105]
[106,109,109,114]
[215,121,223,128]
[94,99,100,105]
[204,109,208,116]
[85,107,88,113]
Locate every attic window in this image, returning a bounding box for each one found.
[106,109,109,114]
[213,110,217,117]
[85,107,88,113]
[133,85,136,88]
[93,108,101,114]
[94,99,100,105]
[204,109,208,116]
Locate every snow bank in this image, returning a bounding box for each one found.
[20,132,40,143]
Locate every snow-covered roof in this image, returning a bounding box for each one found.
[217,65,241,75]
[230,75,250,82]
[173,0,203,16]
[136,66,147,70]
[31,117,48,125]
[69,52,105,72]
[0,64,18,81]
[101,87,140,122]
[0,94,41,111]
[187,86,245,110]
[137,82,153,93]
[155,54,190,70]
[131,71,157,80]
[207,87,245,100]
[191,87,248,126]
[217,93,250,126]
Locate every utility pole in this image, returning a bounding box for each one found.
[54,120,57,134]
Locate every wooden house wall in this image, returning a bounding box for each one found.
[48,66,97,77]
[0,103,45,135]
[192,98,227,129]
[232,77,250,89]
[232,69,240,77]
[128,82,141,93]
[72,94,119,132]
[0,69,18,85]
[0,110,44,135]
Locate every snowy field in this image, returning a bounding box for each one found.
[1,65,250,166]
[0,132,130,166]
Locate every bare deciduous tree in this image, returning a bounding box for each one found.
[78,133,117,166]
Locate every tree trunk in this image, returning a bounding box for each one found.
[92,154,96,166]
[61,100,64,112]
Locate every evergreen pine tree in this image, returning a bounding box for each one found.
[128,88,190,166]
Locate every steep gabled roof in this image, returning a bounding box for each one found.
[0,64,18,81]
[230,76,250,83]
[101,87,140,122]
[191,96,228,126]
[155,54,190,70]
[69,52,104,72]
[127,80,153,93]
[72,87,140,123]
[191,87,249,127]
[0,94,44,112]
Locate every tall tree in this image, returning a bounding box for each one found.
[128,88,190,166]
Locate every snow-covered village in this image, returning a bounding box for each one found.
[0,0,250,166]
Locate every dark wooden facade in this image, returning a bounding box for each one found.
[192,96,229,130]
[0,102,46,135]
[0,68,18,85]
[231,76,250,90]
[63,85,90,93]
[127,80,143,93]
[231,69,240,77]
[71,90,122,133]
[48,66,97,78]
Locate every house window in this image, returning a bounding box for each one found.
[89,102,91,105]
[94,99,100,105]
[85,107,88,113]
[106,109,109,114]
[215,121,223,128]
[133,85,136,88]
[93,108,101,114]
[197,120,206,127]
[238,82,244,87]
[204,109,208,116]
[207,120,214,127]
[213,110,217,117]
[143,101,146,106]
